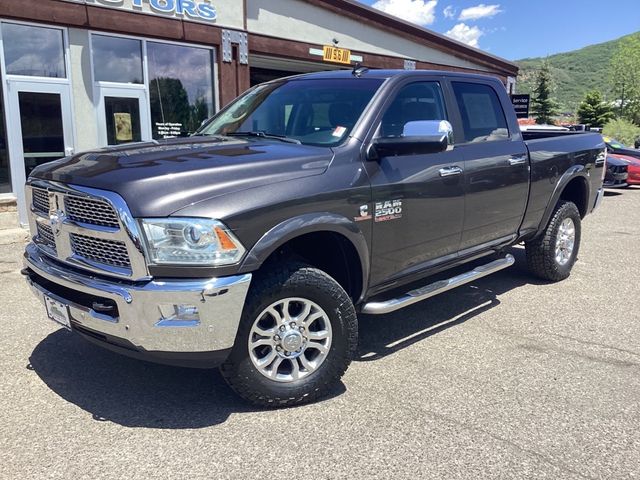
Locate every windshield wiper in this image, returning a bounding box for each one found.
[191,133,229,140]
[226,131,301,144]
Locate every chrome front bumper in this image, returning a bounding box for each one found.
[23,243,251,362]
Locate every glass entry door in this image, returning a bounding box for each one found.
[6,81,75,224]
[97,87,150,146]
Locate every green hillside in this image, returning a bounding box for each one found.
[516,31,640,114]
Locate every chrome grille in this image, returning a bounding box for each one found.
[32,188,50,214]
[27,182,147,280]
[65,195,120,228]
[36,222,57,254]
[70,233,131,269]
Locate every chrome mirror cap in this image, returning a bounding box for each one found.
[403,120,454,147]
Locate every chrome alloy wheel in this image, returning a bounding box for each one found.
[555,218,576,266]
[248,298,333,383]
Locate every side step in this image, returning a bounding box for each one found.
[361,254,515,315]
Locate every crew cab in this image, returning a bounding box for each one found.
[23,70,605,407]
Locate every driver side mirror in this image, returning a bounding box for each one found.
[369,120,454,159]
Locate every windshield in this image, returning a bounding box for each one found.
[603,136,626,149]
[198,78,384,146]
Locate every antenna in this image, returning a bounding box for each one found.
[352,63,369,78]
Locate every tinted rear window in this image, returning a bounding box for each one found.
[452,82,509,143]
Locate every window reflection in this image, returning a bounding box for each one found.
[452,82,509,143]
[18,92,65,176]
[93,35,143,84]
[2,23,65,78]
[147,42,214,139]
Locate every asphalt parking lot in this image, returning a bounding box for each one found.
[1,188,639,480]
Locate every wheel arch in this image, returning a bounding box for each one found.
[536,167,590,238]
[238,213,370,303]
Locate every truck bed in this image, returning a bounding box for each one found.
[520,130,604,237]
[521,130,597,141]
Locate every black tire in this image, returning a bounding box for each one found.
[525,200,581,282]
[220,262,358,408]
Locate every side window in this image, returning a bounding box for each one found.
[452,82,509,143]
[379,82,447,138]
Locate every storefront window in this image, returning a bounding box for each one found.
[2,23,65,78]
[0,82,10,193]
[147,42,214,139]
[18,92,65,177]
[92,35,143,84]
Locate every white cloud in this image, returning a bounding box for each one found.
[445,23,484,48]
[443,5,456,19]
[371,0,438,26]
[458,3,502,21]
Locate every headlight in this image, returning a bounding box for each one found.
[140,218,245,266]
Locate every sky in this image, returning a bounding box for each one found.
[356,0,640,60]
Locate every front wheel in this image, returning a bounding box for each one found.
[220,263,358,408]
[525,200,581,282]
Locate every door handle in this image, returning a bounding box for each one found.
[508,155,527,166]
[439,166,463,177]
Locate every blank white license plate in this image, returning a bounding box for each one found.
[44,295,71,330]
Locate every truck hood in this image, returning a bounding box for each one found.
[31,137,333,217]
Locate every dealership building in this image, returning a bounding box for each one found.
[0,0,518,225]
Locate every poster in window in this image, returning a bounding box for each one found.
[114,112,133,142]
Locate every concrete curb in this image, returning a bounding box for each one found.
[0,228,29,246]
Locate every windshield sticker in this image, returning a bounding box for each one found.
[332,126,347,137]
[375,199,403,222]
[354,204,372,222]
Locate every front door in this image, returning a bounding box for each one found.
[97,87,151,146]
[6,81,75,224]
[365,80,465,287]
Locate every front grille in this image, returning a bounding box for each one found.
[36,222,57,254]
[65,195,120,228]
[28,183,143,279]
[70,233,131,269]
[32,188,50,214]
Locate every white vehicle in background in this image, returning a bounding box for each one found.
[519,124,570,132]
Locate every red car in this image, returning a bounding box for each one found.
[608,153,640,185]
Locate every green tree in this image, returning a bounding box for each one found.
[577,90,614,127]
[530,60,559,124]
[625,99,640,126]
[189,97,210,133]
[603,118,640,146]
[610,34,640,122]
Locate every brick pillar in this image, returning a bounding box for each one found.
[218,30,250,108]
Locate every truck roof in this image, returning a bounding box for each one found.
[278,69,503,83]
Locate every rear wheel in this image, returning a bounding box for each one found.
[220,262,358,408]
[525,200,581,282]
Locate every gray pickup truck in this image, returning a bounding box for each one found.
[23,70,605,407]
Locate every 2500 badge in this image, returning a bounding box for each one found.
[375,199,402,222]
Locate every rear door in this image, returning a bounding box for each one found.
[450,80,529,251]
[364,78,465,287]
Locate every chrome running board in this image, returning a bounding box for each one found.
[361,254,515,315]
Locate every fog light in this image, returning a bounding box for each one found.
[156,304,200,327]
